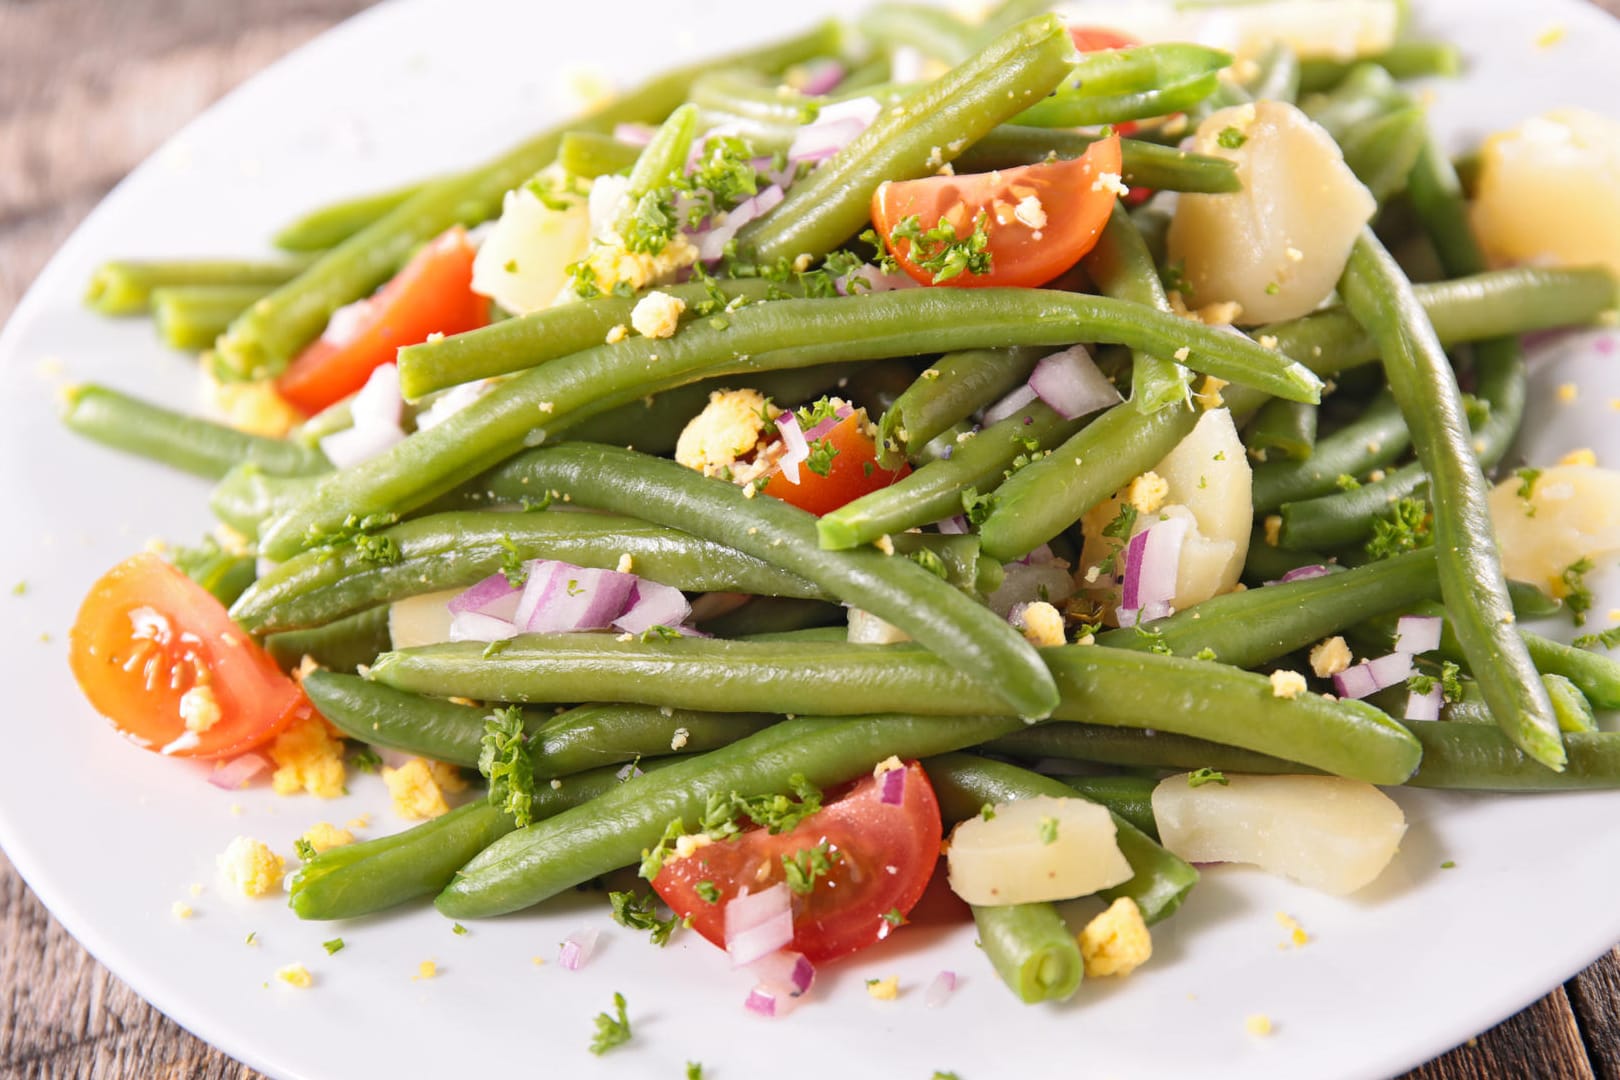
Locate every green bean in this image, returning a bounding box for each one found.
[1544,674,1597,734]
[689,70,822,130]
[371,635,1420,784]
[696,596,846,638]
[271,179,432,253]
[291,762,656,920]
[736,15,1077,264]
[169,537,256,606]
[1301,63,1411,142]
[972,902,1085,1004]
[1063,776,1161,841]
[1015,45,1232,128]
[859,3,977,65]
[836,56,893,94]
[436,713,1025,917]
[1246,398,1317,462]
[818,400,1086,550]
[616,104,701,240]
[1405,723,1620,792]
[209,465,321,540]
[84,257,313,316]
[290,396,356,445]
[1275,461,1426,551]
[262,286,1319,562]
[442,443,1057,717]
[974,0,1054,41]
[1098,548,1438,669]
[1341,231,1563,770]
[1245,41,1301,104]
[1086,202,1186,414]
[556,131,642,178]
[1507,582,1563,621]
[1340,106,1428,203]
[1239,541,1333,588]
[1252,390,1408,511]
[986,722,1300,775]
[1296,42,1463,95]
[234,509,823,634]
[61,384,330,481]
[875,347,1046,467]
[395,278,783,400]
[265,606,392,674]
[212,21,841,380]
[150,285,273,351]
[958,126,1242,195]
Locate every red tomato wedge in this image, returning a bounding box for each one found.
[652,761,942,964]
[872,134,1123,289]
[69,554,307,759]
[276,226,488,414]
[1067,25,1139,52]
[761,410,909,516]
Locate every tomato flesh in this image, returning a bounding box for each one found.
[872,135,1124,289]
[761,411,909,516]
[69,554,305,759]
[652,762,942,964]
[276,226,488,415]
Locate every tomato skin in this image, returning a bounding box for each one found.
[69,554,305,760]
[1067,26,1138,52]
[872,135,1124,290]
[652,762,942,964]
[761,412,909,516]
[276,226,488,415]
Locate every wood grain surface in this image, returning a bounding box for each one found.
[0,1,1616,1077]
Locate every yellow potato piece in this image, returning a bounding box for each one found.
[946,796,1132,906]
[388,589,461,649]
[1489,464,1620,591]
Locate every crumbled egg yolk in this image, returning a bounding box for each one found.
[1276,911,1311,948]
[1192,376,1229,412]
[1309,636,1352,678]
[1125,471,1169,515]
[872,755,904,778]
[865,976,900,1001]
[300,822,355,854]
[269,711,346,799]
[277,963,313,989]
[1264,515,1282,547]
[575,233,699,297]
[178,684,222,734]
[670,726,690,750]
[200,355,302,438]
[218,836,286,897]
[1559,447,1598,467]
[171,901,193,920]
[1015,601,1067,648]
[1269,669,1308,699]
[1246,1014,1274,1036]
[674,388,773,478]
[382,757,455,820]
[629,290,686,339]
[673,833,713,859]
[1078,896,1152,977]
[415,960,438,980]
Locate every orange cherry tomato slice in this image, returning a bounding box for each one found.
[761,410,910,516]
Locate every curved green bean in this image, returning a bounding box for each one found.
[875,347,1046,467]
[985,721,1301,775]
[557,131,643,178]
[265,606,391,674]
[1086,201,1186,414]
[1015,45,1232,128]
[1252,390,1409,511]
[1246,398,1317,462]
[957,126,1241,195]
[272,178,432,253]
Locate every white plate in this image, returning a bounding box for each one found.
[2,1,1618,1077]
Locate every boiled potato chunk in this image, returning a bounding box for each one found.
[1488,464,1620,593]
[1152,773,1406,895]
[1168,101,1376,323]
[387,589,458,649]
[947,796,1133,906]
[471,175,592,316]
[1471,109,1620,279]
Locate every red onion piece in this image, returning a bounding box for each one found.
[448,572,521,617]
[748,949,816,998]
[798,59,847,97]
[320,296,373,348]
[513,560,567,629]
[612,122,656,146]
[743,987,779,1018]
[802,403,853,443]
[613,580,693,635]
[1119,516,1188,623]
[1019,544,1055,566]
[787,117,868,162]
[1394,615,1443,655]
[1279,564,1332,584]
[207,752,269,791]
[1333,652,1414,699]
[1027,345,1122,420]
[447,609,521,643]
[879,765,907,805]
[525,566,638,633]
[982,384,1040,427]
[1405,683,1443,721]
[774,410,810,485]
[558,927,599,971]
[695,185,785,262]
[924,970,958,1008]
[834,264,920,296]
[936,514,969,535]
[724,882,794,966]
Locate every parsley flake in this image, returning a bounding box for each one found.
[589,992,632,1055]
[1038,816,1059,845]
[1562,558,1595,626]
[1365,497,1432,561]
[782,841,839,894]
[478,706,535,827]
[883,211,994,284]
[1187,768,1228,788]
[609,889,685,947]
[322,937,345,955]
[695,880,721,904]
[1217,126,1248,149]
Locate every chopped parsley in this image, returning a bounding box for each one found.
[1134,623,1173,655]
[1193,646,1217,661]
[640,624,683,642]
[497,534,529,587]
[1160,260,1191,297]
[638,817,692,880]
[705,774,824,839]
[962,487,997,525]
[1365,497,1432,561]
[478,706,535,828]
[1038,816,1059,845]
[1187,768,1228,788]
[1440,860,1456,869]
[623,189,680,255]
[304,512,400,561]
[481,639,510,659]
[883,907,908,927]
[589,992,632,1055]
[782,841,839,895]
[1335,473,1362,491]
[294,838,318,862]
[695,880,721,904]
[10,581,25,597]
[1407,660,1464,703]
[1514,466,1542,515]
[452,923,468,936]
[1561,557,1595,626]
[1096,503,1140,577]
[244,931,257,945]
[349,745,382,774]
[1217,126,1248,149]
[1574,625,1620,651]
[353,533,401,566]
[322,937,345,955]
[608,889,686,947]
[566,578,584,597]
[687,1064,705,1080]
[980,803,996,821]
[884,211,993,284]
[805,437,839,477]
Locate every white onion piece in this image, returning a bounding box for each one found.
[448,610,521,643]
[924,970,958,1008]
[981,384,1040,427]
[1405,684,1443,721]
[847,607,911,644]
[788,117,869,162]
[1393,615,1442,655]
[558,927,599,970]
[613,580,692,635]
[318,421,406,470]
[320,296,373,347]
[415,379,491,428]
[207,753,269,791]
[1027,346,1121,420]
[725,882,795,966]
[936,515,969,535]
[350,363,403,427]
[773,410,810,485]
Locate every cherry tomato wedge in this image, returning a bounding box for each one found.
[761,410,909,516]
[1067,26,1139,53]
[652,761,942,964]
[276,226,488,415]
[872,134,1123,289]
[69,554,306,759]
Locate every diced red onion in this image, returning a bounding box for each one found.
[1028,345,1121,420]
[513,560,566,629]
[613,580,693,635]
[448,572,522,617]
[802,403,854,443]
[612,122,656,146]
[1394,615,1443,655]
[787,117,869,163]
[320,296,373,348]
[774,410,810,485]
[743,987,779,1018]
[615,760,645,781]
[879,765,907,805]
[694,185,785,262]
[1405,684,1443,721]
[1281,564,1332,583]
[982,384,1040,427]
[207,752,269,791]
[748,949,816,998]
[924,970,958,1008]
[558,927,599,971]
[1019,544,1055,566]
[1332,652,1414,699]
[318,421,405,470]
[724,882,794,966]
[936,514,969,535]
[525,566,638,633]
[799,59,846,96]
[834,264,920,296]
[1119,515,1189,622]
[447,609,521,643]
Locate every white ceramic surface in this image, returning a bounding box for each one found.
[2,2,1618,1078]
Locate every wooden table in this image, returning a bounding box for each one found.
[1,1,1617,1076]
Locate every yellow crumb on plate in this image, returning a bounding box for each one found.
[414,960,438,981]
[300,822,356,855]
[276,964,313,989]
[1246,1013,1274,1036]
[269,711,346,798]
[1275,911,1311,948]
[1558,447,1597,467]
[865,975,900,1000]
[382,758,454,820]
[171,901,193,920]
[217,836,286,897]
